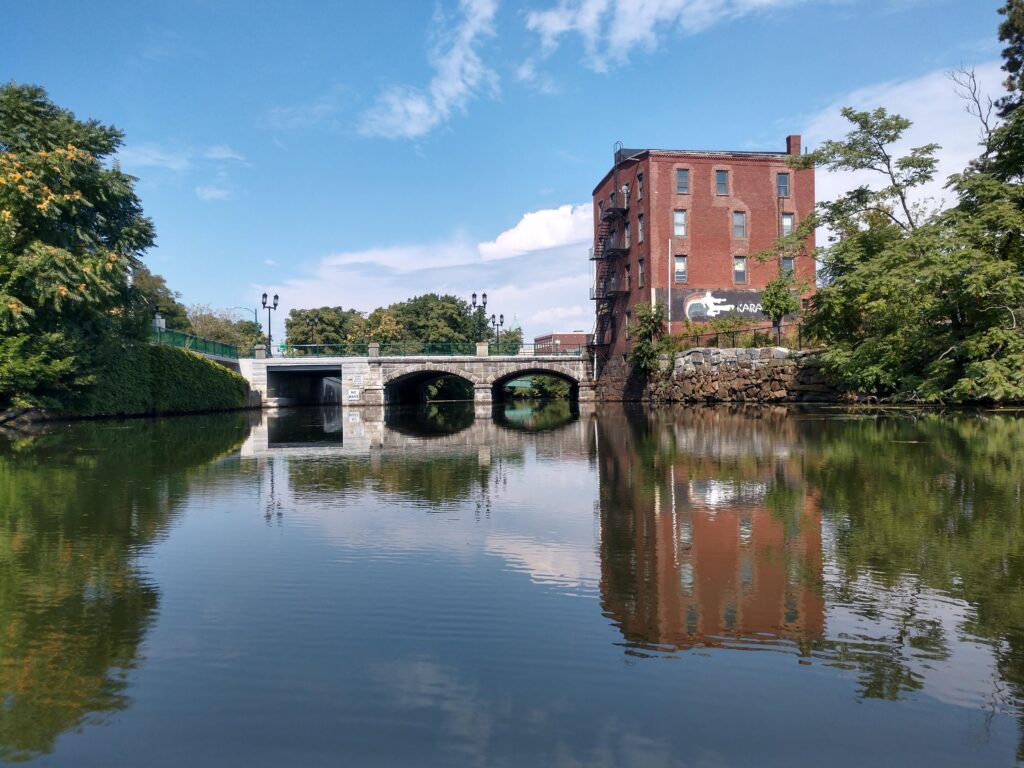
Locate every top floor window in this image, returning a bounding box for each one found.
[637,173,644,200]
[777,173,790,198]
[716,170,729,196]
[676,168,690,194]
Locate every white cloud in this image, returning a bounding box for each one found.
[270,201,595,340]
[478,203,591,260]
[802,61,1006,216]
[358,0,499,139]
[265,99,339,131]
[117,143,192,172]
[195,184,233,201]
[203,144,246,162]
[264,259,278,266]
[526,0,803,72]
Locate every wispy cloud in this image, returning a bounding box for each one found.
[264,259,278,266]
[525,0,805,72]
[195,184,233,201]
[265,96,343,131]
[117,143,192,172]
[358,0,499,139]
[203,144,247,162]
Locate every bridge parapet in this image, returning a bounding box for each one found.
[238,355,594,407]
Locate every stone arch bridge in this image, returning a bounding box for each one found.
[238,353,595,407]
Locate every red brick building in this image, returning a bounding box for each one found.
[591,136,815,356]
[534,331,589,355]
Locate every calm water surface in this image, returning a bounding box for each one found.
[2,402,1024,766]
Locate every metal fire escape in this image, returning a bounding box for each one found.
[590,142,631,355]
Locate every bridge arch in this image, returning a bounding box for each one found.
[383,365,480,405]
[487,363,582,403]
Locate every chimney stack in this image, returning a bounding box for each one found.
[786,134,802,155]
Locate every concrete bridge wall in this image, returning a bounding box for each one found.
[238,355,594,408]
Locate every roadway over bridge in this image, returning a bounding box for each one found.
[238,347,595,407]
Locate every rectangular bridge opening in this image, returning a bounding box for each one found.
[267,367,342,406]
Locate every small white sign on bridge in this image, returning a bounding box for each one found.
[347,389,360,401]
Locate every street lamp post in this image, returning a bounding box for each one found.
[261,292,279,357]
[304,311,321,349]
[470,292,487,341]
[232,306,259,325]
[491,313,504,352]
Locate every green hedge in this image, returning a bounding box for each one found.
[65,345,250,417]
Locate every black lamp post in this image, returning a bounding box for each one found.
[261,292,279,356]
[304,311,321,347]
[491,313,504,351]
[471,292,487,341]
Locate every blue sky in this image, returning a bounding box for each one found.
[4,0,1004,339]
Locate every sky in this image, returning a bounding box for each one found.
[3,0,1007,341]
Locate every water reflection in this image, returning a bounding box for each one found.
[4,404,1024,765]
[0,415,252,763]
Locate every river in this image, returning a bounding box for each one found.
[2,402,1023,766]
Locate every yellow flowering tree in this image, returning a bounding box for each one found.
[0,83,155,409]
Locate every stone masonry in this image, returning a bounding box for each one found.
[595,349,840,403]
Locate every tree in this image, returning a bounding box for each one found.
[0,83,155,409]
[284,306,361,347]
[187,305,262,347]
[627,302,666,374]
[800,95,1024,400]
[760,272,802,328]
[133,265,189,333]
[998,0,1024,117]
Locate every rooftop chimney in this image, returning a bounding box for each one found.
[786,134,802,155]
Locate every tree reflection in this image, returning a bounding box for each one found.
[0,415,251,762]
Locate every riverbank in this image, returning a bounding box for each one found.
[0,345,260,430]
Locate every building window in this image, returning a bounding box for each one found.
[675,255,688,283]
[676,168,690,194]
[781,212,795,236]
[673,209,687,237]
[782,256,795,274]
[733,211,747,238]
[598,200,604,216]
[624,222,631,247]
[734,256,747,284]
[777,173,791,198]
[716,170,729,196]
[637,173,644,199]
[639,259,645,287]
[638,214,644,242]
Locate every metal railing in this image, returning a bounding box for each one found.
[494,342,584,357]
[152,328,239,359]
[379,341,477,356]
[669,321,811,351]
[281,343,370,357]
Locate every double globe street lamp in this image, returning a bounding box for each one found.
[470,292,487,342]
[262,292,279,357]
[491,313,504,351]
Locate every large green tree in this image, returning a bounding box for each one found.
[797,101,1024,401]
[0,83,154,409]
[284,305,361,347]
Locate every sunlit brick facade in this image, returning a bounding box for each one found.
[591,136,815,356]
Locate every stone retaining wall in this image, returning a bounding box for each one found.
[596,348,841,403]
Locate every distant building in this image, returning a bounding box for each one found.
[534,331,589,354]
[590,136,815,356]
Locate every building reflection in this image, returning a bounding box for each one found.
[597,406,824,654]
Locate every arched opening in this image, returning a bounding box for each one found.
[490,368,580,404]
[384,370,475,405]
